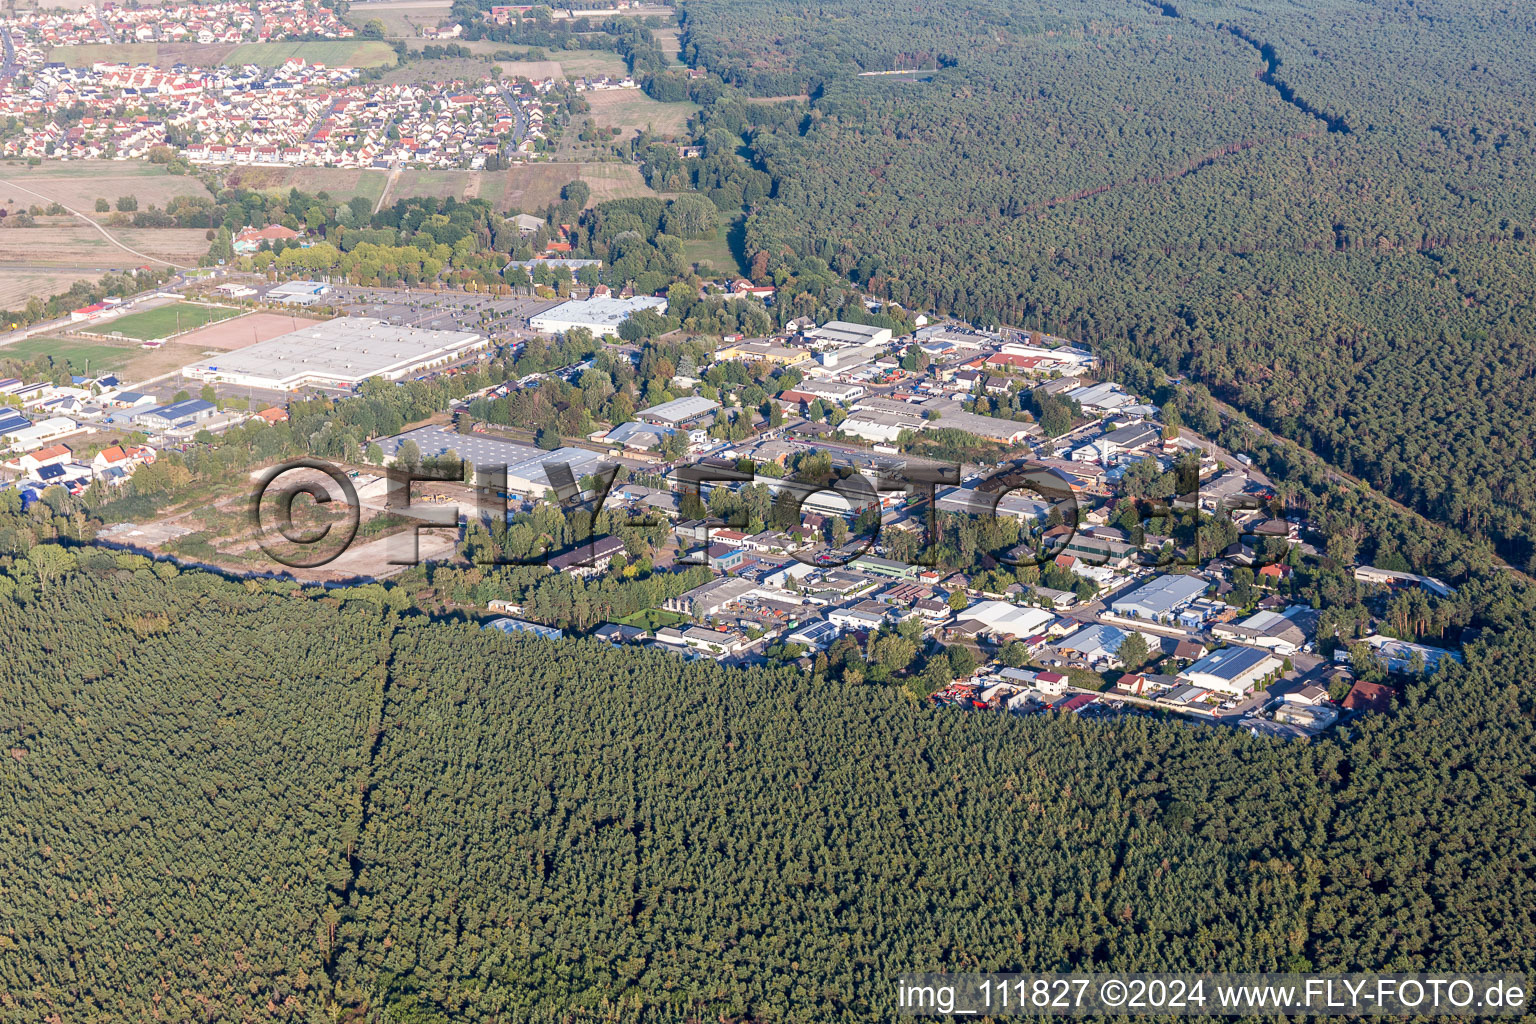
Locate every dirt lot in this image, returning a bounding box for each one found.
[0,162,214,213]
[172,311,324,351]
[586,89,698,140]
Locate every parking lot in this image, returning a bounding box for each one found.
[325,286,563,336]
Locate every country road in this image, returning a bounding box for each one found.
[0,177,194,270]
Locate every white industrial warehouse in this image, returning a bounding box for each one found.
[529,296,669,338]
[181,318,488,391]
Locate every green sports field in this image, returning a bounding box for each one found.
[1,336,134,374]
[103,303,239,341]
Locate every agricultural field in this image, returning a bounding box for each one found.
[344,0,452,39]
[585,88,697,139]
[652,27,685,65]
[46,41,239,66]
[0,162,214,214]
[437,47,630,80]
[223,40,398,67]
[380,162,661,212]
[481,57,566,80]
[548,50,631,79]
[380,57,495,85]
[0,270,105,313]
[224,166,389,207]
[0,336,138,374]
[0,225,212,269]
[101,302,240,341]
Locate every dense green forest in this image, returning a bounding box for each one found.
[671,0,1536,567]
[1,539,1534,1022]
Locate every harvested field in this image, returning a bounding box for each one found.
[0,162,214,213]
[47,41,239,66]
[380,57,494,85]
[344,0,451,38]
[0,226,211,268]
[171,312,323,351]
[224,40,397,67]
[224,166,389,206]
[382,163,660,212]
[550,50,631,78]
[0,269,106,311]
[586,89,697,139]
[485,58,565,80]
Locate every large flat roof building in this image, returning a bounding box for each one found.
[378,425,540,468]
[1178,646,1282,697]
[529,296,669,338]
[1110,573,1209,623]
[804,320,892,347]
[183,317,487,391]
[266,280,331,306]
[636,395,721,425]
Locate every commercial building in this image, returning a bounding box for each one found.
[502,446,614,498]
[664,577,759,618]
[654,625,746,655]
[778,379,867,405]
[928,409,1037,444]
[528,296,669,338]
[378,425,539,470]
[2,416,78,449]
[636,395,720,426]
[716,339,812,366]
[266,280,331,305]
[1052,623,1131,666]
[1177,646,1282,697]
[955,600,1055,639]
[547,535,626,577]
[1211,606,1315,656]
[136,398,217,431]
[936,486,1052,523]
[183,317,488,391]
[483,617,564,640]
[1110,574,1209,623]
[804,320,892,347]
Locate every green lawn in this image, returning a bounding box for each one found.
[225,40,397,68]
[617,608,687,630]
[103,302,239,341]
[1,336,133,373]
[682,215,749,276]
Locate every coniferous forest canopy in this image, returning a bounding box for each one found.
[8,0,1536,1021]
[1,558,1535,1023]
[677,0,1536,566]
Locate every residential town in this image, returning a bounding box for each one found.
[0,2,561,165]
